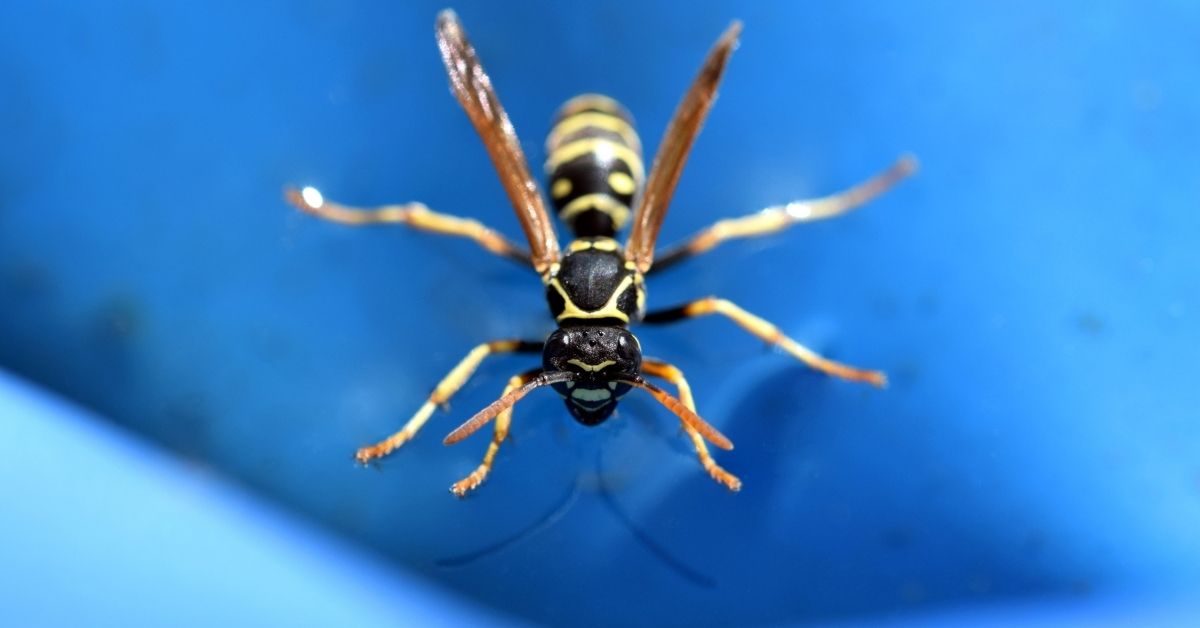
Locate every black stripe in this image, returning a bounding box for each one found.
[549,153,636,210]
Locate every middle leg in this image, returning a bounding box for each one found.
[643,297,886,386]
[449,368,543,497]
[284,187,533,267]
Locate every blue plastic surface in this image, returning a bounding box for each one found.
[1,1,1197,626]
[0,370,507,627]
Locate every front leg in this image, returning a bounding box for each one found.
[449,368,542,497]
[642,359,741,492]
[355,339,541,463]
[642,298,886,387]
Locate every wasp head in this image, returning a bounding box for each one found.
[542,326,641,425]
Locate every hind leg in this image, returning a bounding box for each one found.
[285,187,532,266]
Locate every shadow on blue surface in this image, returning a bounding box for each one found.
[1,1,1197,626]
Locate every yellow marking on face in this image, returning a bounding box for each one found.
[545,138,645,182]
[549,275,635,323]
[571,387,613,402]
[567,359,617,373]
[551,178,573,199]
[560,193,631,229]
[546,111,642,153]
[607,171,637,196]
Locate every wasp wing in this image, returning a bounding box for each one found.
[435,10,560,272]
[625,21,741,273]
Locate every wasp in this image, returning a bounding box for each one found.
[286,10,915,496]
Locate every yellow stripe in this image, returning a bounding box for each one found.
[549,275,635,323]
[559,193,631,229]
[590,238,619,251]
[546,111,641,153]
[566,237,619,252]
[541,261,561,285]
[557,94,625,118]
[545,137,645,182]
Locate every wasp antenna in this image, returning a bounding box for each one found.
[620,377,734,450]
[443,371,575,445]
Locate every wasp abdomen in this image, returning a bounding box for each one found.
[544,94,644,238]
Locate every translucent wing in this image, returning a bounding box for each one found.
[435,10,560,272]
[625,21,742,273]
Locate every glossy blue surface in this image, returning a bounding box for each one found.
[1,1,1197,626]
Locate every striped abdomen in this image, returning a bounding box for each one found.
[544,94,644,238]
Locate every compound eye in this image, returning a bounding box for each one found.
[616,333,640,362]
[542,330,574,371]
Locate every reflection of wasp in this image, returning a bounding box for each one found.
[286,10,915,496]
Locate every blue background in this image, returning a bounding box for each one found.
[1,1,1197,626]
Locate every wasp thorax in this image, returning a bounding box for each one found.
[542,326,641,425]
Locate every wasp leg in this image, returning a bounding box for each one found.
[643,298,886,387]
[648,155,916,273]
[355,340,541,464]
[450,368,542,497]
[284,187,533,267]
[642,359,741,492]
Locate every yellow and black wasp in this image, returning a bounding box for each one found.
[286,11,915,496]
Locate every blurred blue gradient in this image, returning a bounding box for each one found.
[1,1,1197,626]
